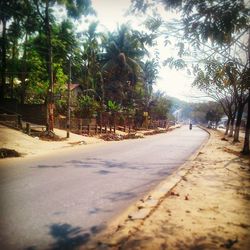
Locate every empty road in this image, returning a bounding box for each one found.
[0,125,208,249]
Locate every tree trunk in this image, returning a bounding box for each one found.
[0,17,7,101]
[242,29,250,154]
[228,116,235,137]
[10,38,18,99]
[45,0,54,131]
[97,72,105,133]
[225,117,230,135]
[20,33,28,104]
[10,76,14,99]
[233,103,245,142]
[242,92,250,155]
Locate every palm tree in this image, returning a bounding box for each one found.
[141,59,159,110]
[81,22,102,91]
[101,24,147,107]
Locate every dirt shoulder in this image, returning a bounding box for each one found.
[0,125,180,159]
[86,129,250,250]
[0,125,103,158]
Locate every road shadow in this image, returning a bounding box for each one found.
[24,223,106,250]
[49,223,90,249]
[48,223,106,250]
[37,164,64,168]
[66,158,130,170]
[96,169,115,175]
[34,158,183,179]
[100,177,168,204]
[103,191,137,202]
[88,207,113,215]
[66,157,182,174]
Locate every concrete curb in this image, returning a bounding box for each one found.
[86,126,211,249]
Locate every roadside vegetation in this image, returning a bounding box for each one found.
[0,0,249,154]
[0,0,171,132]
[131,0,249,154]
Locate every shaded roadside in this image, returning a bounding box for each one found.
[86,129,250,250]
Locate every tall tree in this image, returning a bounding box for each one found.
[81,22,102,91]
[0,0,22,101]
[193,59,238,136]
[132,0,250,154]
[139,59,159,112]
[33,0,94,131]
[18,0,40,104]
[7,19,22,99]
[101,25,146,107]
[150,91,172,120]
[225,61,249,142]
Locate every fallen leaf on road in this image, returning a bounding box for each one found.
[182,176,188,181]
[170,191,180,196]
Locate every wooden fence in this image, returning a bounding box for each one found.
[77,124,133,135]
[54,116,169,136]
[54,116,135,135]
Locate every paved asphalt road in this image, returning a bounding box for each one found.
[0,125,208,250]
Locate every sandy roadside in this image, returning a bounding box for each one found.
[0,125,180,159]
[0,125,103,158]
[86,129,250,250]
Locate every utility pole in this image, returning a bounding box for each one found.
[67,56,71,138]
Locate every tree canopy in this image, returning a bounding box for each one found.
[0,0,174,130]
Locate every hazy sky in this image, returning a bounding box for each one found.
[79,0,205,102]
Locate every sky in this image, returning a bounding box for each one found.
[77,0,208,102]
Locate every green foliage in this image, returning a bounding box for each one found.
[64,0,95,19]
[150,92,172,120]
[76,95,100,118]
[1,0,174,126]
[99,24,158,112]
[81,22,102,90]
[107,100,121,113]
[143,16,163,33]
[206,109,222,124]
[132,0,249,44]
[163,57,187,70]
[24,48,48,103]
[53,63,68,93]
[171,101,224,124]
[193,101,224,124]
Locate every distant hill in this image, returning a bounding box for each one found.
[166,96,188,113]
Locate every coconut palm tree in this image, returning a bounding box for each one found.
[141,59,159,109]
[100,24,147,107]
[81,22,102,91]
